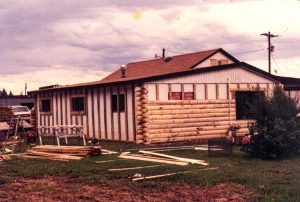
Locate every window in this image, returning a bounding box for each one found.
[112,94,125,112]
[40,99,51,112]
[170,92,182,100]
[184,92,194,100]
[236,91,263,120]
[71,97,85,112]
[210,59,217,66]
[221,59,229,65]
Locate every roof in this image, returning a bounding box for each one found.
[100,48,239,83]
[29,48,242,93]
[274,76,300,90]
[29,61,280,94]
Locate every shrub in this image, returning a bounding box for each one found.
[242,86,300,159]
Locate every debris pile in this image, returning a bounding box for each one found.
[23,145,101,161]
[0,107,12,122]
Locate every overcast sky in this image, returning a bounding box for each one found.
[1,0,300,94]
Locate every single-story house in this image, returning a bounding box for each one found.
[29,48,298,144]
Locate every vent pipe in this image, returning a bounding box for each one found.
[162,48,165,58]
[121,64,126,78]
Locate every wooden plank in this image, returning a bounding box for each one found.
[139,150,208,165]
[110,87,114,140]
[117,86,121,140]
[104,87,108,139]
[132,85,137,141]
[119,152,188,166]
[155,83,159,101]
[125,86,129,141]
[216,84,219,99]
[98,88,101,139]
[91,88,95,138]
[109,165,160,172]
[85,88,89,137]
[205,84,208,100]
[193,83,196,100]
[181,83,184,100]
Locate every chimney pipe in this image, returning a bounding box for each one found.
[121,64,126,78]
[162,48,165,58]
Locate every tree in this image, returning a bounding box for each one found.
[8,91,13,96]
[1,88,7,96]
[242,86,300,159]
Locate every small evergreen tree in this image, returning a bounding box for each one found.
[8,91,13,96]
[242,86,300,159]
[1,88,7,96]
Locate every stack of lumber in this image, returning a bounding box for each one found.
[119,150,208,166]
[0,154,11,163]
[23,145,101,161]
[0,107,12,122]
[139,100,252,144]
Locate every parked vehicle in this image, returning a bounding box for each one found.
[11,105,31,122]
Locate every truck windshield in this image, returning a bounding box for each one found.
[14,107,29,112]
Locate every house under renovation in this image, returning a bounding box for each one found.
[29,48,298,144]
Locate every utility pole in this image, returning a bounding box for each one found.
[261,32,279,74]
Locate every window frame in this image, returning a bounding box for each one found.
[39,97,52,114]
[111,93,125,113]
[70,94,86,115]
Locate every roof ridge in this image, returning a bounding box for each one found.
[126,48,220,65]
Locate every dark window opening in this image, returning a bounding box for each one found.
[112,94,125,112]
[236,91,263,120]
[184,92,194,100]
[170,92,182,100]
[72,97,85,112]
[41,99,51,112]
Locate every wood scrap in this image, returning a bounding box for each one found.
[101,149,118,155]
[139,150,209,166]
[109,165,160,172]
[119,152,189,166]
[132,170,191,181]
[95,160,117,164]
[131,167,219,182]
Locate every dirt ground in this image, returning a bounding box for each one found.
[0,176,254,202]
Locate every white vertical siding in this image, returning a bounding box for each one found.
[196,84,205,100]
[207,84,216,99]
[99,88,106,139]
[126,86,134,141]
[159,84,169,101]
[147,84,156,101]
[219,84,228,99]
[105,87,112,140]
[184,84,193,92]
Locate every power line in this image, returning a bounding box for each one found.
[271,53,284,76]
[232,48,266,55]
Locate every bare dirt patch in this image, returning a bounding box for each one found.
[0,176,254,202]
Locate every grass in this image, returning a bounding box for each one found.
[0,142,299,201]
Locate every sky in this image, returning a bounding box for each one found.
[1,0,300,94]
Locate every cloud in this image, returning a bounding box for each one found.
[0,0,300,93]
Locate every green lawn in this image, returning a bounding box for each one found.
[0,142,299,201]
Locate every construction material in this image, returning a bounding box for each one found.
[101,149,118,155]
[0,107,12,122]
[23,145,101,161]
[95,160,117,163]
[119,152,189,166]
[131,167,219,181]
[109,165,160,172]
[139,150,208,166]
[0,154,11,162]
